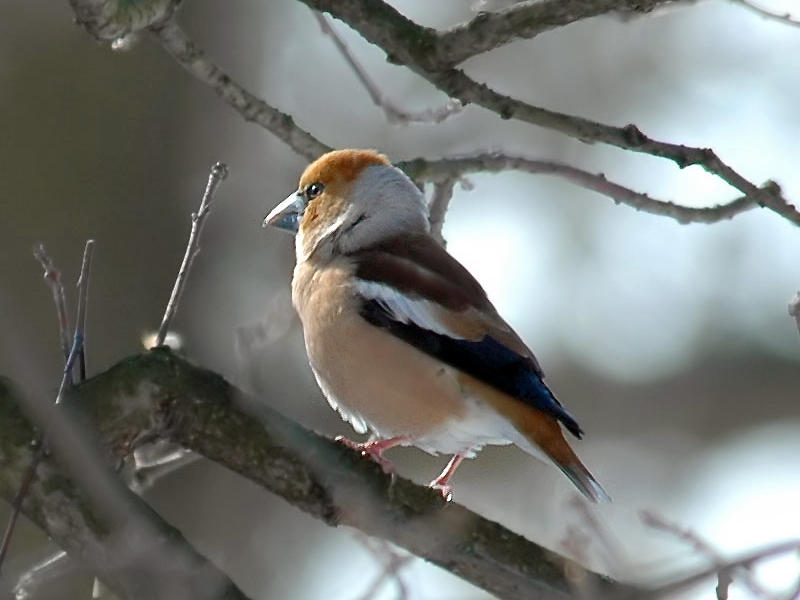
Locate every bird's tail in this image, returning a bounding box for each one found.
[509,406,610,502]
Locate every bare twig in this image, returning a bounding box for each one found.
[436,0,685,67]
[32,244,71,365]
[300,0,682,72]
[0,245,87,573]
[634,539,800,600]
[400,152,777,224]
[642,511,775,600]
[0,438,44,573]
[314,12,463,125]
[428,177,459,245]
[306,0,799,227]
[76,240,95,382]
[730,0,800,28]
[353,536,413,600]
[155,162,228,347]
[11,550,74,600]
[149,19,331,161]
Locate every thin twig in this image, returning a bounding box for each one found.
[400,152,776,224]
[0,326,84,572]
[314,12,463,125]
[32,244,71,366]
[428,177,459,245]
[11,550,74,600]
[730,0,800,28]
[76,240,95,382]
[155,162,228,347]
[0,245,87,573]
[353,535,413,600]
[149,19,331,161]
[307,0,799,227]
[642,511,775,599]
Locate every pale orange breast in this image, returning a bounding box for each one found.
[292,259,471,442]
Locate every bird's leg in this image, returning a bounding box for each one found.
[429,454,465,501]
[335,435,407,473]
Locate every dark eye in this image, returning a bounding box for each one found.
[304,182,324,200]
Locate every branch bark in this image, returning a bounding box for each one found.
[0,350,630,600]
[301,0,800,226]
[0,376,251,600]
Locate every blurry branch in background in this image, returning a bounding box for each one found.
[400,153,782,225]
[730,0,800,28]
[352,535,413,600]
[641,512,800,600]
[1,351,626,600]
[69,0,800,226]
[302,0,800,227]
[148,19,332,161]
[155,161,228,347]
[314,12,463,125]
[0,374,252,600]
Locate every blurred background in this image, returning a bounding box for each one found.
[1,0,799,598]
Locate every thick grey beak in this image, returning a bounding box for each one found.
[264,192,305,233]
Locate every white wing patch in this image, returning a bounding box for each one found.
[356,280,465,339]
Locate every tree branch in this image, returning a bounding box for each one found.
[1,350,629,600]
[0,376,251,600]
[314,12,463,125]
[149,19,331,161]
[400,153,781,224]
[436,0,682,67]
[303,0,800,227]
[730,0,800,28]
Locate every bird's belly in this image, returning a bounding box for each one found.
[306,312,514,455]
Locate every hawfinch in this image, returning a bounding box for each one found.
[264,149,608,502]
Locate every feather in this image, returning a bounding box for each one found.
[359,297,583,438]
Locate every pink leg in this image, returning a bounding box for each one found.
[335,435,407,472]
[429,454,465,501]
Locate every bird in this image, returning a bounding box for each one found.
[263,149,608,502]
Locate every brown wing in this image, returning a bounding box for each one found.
[349,233,544,376]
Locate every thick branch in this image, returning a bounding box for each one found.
[0,377,251,600]
[1,350,628,600]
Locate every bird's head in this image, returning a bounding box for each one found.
[264,149,429,260]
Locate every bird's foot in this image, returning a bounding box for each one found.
[335,435,406,473]
[428,482,454,502]
[428,454,465,502]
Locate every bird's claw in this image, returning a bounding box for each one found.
[429,482,454,502]
[335,435,396,474]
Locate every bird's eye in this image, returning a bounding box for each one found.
[304,182,324,200]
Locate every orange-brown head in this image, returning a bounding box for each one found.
[265,149,429,261]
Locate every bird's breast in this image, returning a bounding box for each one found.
[291,261,515,454]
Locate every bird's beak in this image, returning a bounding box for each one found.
[264,192,305,233]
